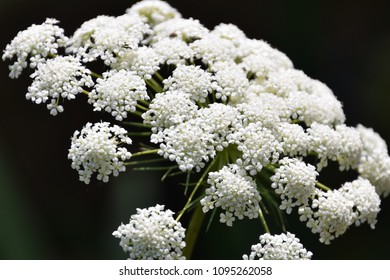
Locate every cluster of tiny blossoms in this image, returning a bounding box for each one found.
[4,0,390,259]
[112,204,186,260]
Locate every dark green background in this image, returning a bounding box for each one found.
[1,0,389,259]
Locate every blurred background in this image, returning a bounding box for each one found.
[0,0,389,259]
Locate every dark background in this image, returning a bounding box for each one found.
[0,0,389,259]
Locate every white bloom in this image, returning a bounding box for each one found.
[190,34,236,66]
[286,91,345,126]
[357,124,390,197]
[152,102,241,172]
[236,92,287,128]
[276,123,310,157]
[26,55,93,116]
[211,23,247,45]
[113,204,186,260]
[126,0,181,26]
[339,178,381,228]
[142,90,198,132]
[202,164,261,226]
[3,18,68,78]
[66,15,151,65]
[334,125,363,170]
[238,39,293,81]
[243,232,312,260]
[271,158,318,214]
[153,38,193,65]
[211,61,249,103]
[68,122,132,184]
[301,189,355,244]
[196,103,242,151]
[111,46,162,79]
[88,70,148,121]
[233,122,282,175]
[153,119,215,172]
[163,65,214,103]
[152,17,209,43]
[307,123,363,170]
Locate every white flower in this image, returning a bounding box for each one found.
[211,61,249,103]
[66,14,151,65]
[202,164,261,226]
[153,119,216,172]
[113,204,186,260]
[236,92,287,129]
[190,34,236,66]
[111,46,162,80]
[88,70,148,121]
[153,38,193,65]
[3,18,68,78]
[276,123,310,157]
[126,0,181,26]
[68,122,132,184]
[307,123,363,170]
[163,65,214,103]
[271,158,318,214]
[211,23,247,45]
[196,103,242,151]
[26,55,93,116]
[243,232,312,260]
[233,122,283,175]
[238,39,293,81]
[142,90,198,132]
[152,17,209,43]
[339,178,381,228]
[357,124,390,197]
[301,189,355,244]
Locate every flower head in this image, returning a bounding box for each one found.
[66,15,151,65]
[243,232,313,260]
[68,122,132,184]
[126,0,181,26]
[88,69,148,121]
[112,204,186,260]
[271,158,318,214]
[26,55,93,115]
[3,18,68,78]
[202,164,261,226]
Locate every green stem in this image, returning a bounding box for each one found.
[136,104,148,112]
[258,207,270,234]
[176,159,216,222]
[154,71,165,82]
[127,132,151,137]
[131,149,159,158]
[82,89,90,96]
[124,158,166,166]
[145,78,163,93]
[182,204,205,259]
[315,181,331,191]
[122,121,151,129]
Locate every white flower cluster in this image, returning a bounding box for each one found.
[68,122,132,184]
[4,0,390,259]
[3,18,68,78]
[112,204,186,260]
[271,158,318,214]
[201,164,261,226]
[298,178,380,244]
[357,125,390,197]
[88,70,148,121]
[26,56,93,115]
[150,103,241,172]
[66,15,151,65]
[243,232,313,260]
